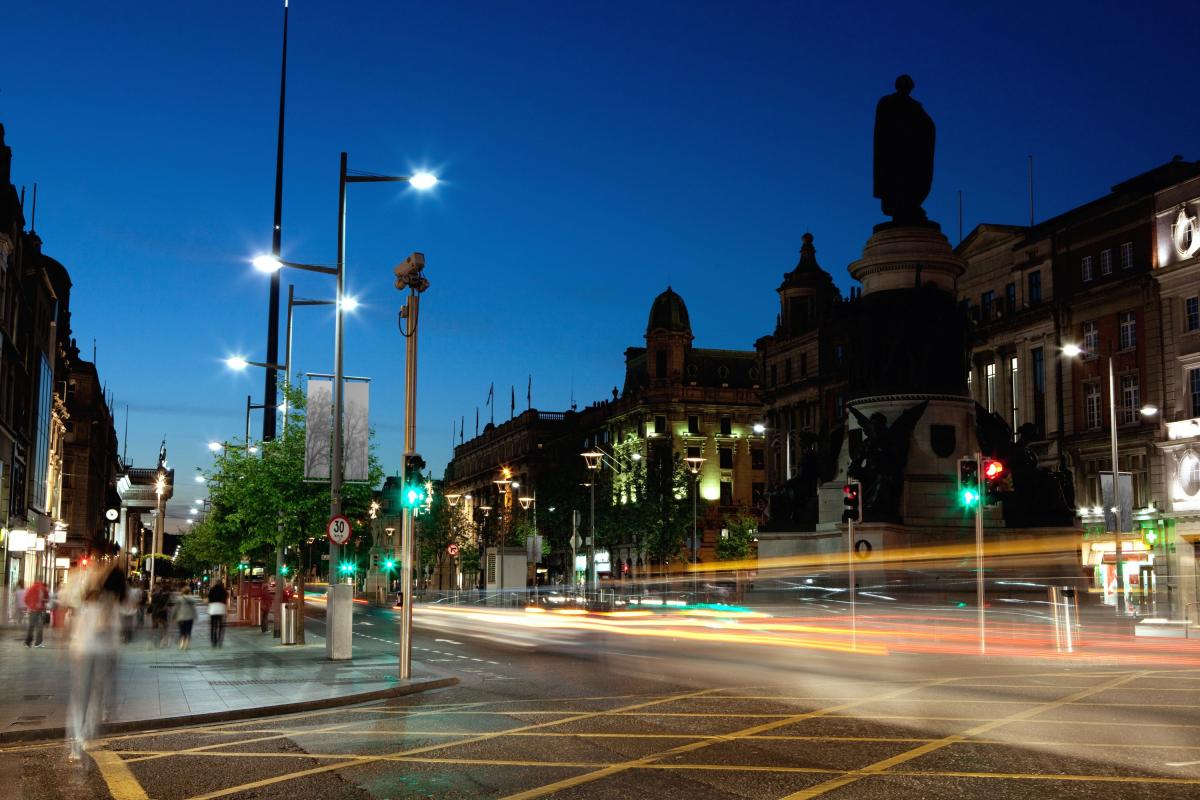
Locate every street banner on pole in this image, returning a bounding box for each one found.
[343,381,370,481]
[305,379,333,480]
[1100,471,1133,532]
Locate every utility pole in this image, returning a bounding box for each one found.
[395,252,428,680]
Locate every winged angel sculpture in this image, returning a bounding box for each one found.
[847,401,928,523]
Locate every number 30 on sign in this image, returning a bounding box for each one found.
[326,515,352,546]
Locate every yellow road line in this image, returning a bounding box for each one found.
[497,676,957,800]
[182,685,726,800]
[779,670,1145,799]
[90,749,150,800]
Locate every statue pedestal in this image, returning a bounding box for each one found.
[850,222,963,295]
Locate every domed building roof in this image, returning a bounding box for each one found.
[646,286,692,336]
[778,232,834,290]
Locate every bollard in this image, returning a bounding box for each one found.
[1049,586,1080,653]
[281,602,297,645]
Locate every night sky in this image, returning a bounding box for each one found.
[5,1,1198,529]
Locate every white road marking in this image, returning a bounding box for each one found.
[1166,760,1200,767]
[435,638,462,645]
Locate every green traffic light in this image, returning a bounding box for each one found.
[280,565,290,576]
[383,559,396,571]
[960,488,979,508]
[339,561,354,574]
[402,485,427,509]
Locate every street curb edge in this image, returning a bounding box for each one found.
[0,675,459,745]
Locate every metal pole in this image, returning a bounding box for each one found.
[692,471,699,601]
[326,151,348,660]
[245,395,252,453]
[848,517,856,650]
[282,284,294,440]
[571,509,578,594]
[1109,355,1125,615]
[262,0,288,444]
[589,479,596,594]
[399,292,419,680]
[975,452,986,654]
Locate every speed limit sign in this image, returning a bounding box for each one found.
[326,515,351,546]
[447,543,460,557]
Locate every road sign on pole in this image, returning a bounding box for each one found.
[326,515,351,546]
[447,543,459,557]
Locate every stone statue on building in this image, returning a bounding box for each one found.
[847,401,928,522]
[975,407,1075,527]
[157,439,168,471]
[873,74,935,224]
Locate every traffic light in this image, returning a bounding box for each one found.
[958,458,980,508]
[842,482,862,523]
[383,558,396,572]
[402,453,427,509]
[982,458,1009,506]
[280,565,290,576]
[338,561,355,575]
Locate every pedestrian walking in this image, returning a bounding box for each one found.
[150,584,170,647]
[173,586,198,649]
[130,582,145,628]
[24,578,49,648]
[66,565,125,762]
[207,581,227,647]
[260,587,273,633]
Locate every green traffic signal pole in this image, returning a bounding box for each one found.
[974,451,986,655]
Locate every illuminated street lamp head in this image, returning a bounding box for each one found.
[581,451,603,470]
[631,453,642,461]
[252,254,283,273]
[685,456,706,474]
[446,493,462,507]
[409,172,438,190]
[208,441,222,452]
[225,356,249,370]
[194,475,205,483]
[189,508,198,516]
[1061,343,1083,358]
[1140,404,1159,417]
[519,496,533,511]
[247,445,259,455]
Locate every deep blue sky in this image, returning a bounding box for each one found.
[5,1,1197,529]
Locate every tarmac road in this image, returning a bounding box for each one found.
[5,599,1200,799]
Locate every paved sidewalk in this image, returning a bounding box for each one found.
[0,610,453,742]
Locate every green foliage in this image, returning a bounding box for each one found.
[716,512,758,561]
[177,382,384,576]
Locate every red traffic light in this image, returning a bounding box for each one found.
[984,460,1005,480]
[81,557,90,567]
[843,484,859,500]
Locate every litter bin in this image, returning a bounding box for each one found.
[281,602,297,645]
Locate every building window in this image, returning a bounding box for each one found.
[1191,368,1200,419]
[654,415,666,435]
[799,352,808,376]
[719,416,731,436]
[1120,373,1140,425]
[719,479,733,506]
[1082,255,1095,282]
[966,369,973,398]
[1031,347,1046,436]
[719,447,733,469]
[784,359,792,383]
[770,363,777,386]
[1028,271,1042,305]
[1085,382,1102,430]
[985,362,997,413]
[1009,355,1019,430]
[1083,320,1099,357]
[655,350,667,378]
[981,290,995,319]
[751,448,764,470]
[834,394,845,419]
[752,482,766,506]
[1119,310,1136,350]
[834,345,844,365]
[687,415,700,434]
[1121,241,1133,269]
[687,446,701,460]
[1100,249,1113,275]
[1186,296,1199,332]
[1005,282,1016,312]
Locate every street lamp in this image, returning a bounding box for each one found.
[581,451,602,593]
[1063,342,1159,614]
[685,456,706,600]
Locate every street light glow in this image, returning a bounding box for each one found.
[409,172,438,190]
[225,355,249,370]
[340,295,360,311]
[208,441,222,452]
[194,475,205,483]
[1141,404,1159,417]
[1062,343,1083,358]
[252,254,283,273]
[753,423,767,434]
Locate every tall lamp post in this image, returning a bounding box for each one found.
[253,154,436,661]
[581,452,602,593]
[685,456,706,600]
[1062,342,1158,614]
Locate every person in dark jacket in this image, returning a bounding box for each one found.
[207,582,228,647]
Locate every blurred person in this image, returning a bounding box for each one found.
[173,586,197,650]
[260,586,273,633]
[130,580,145,628]
[118,582,138,643]
[66,565,126,762]
[207,581,227,647]
[149,583,170,647]
[24,577,48,648]
[13,580,26,626]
